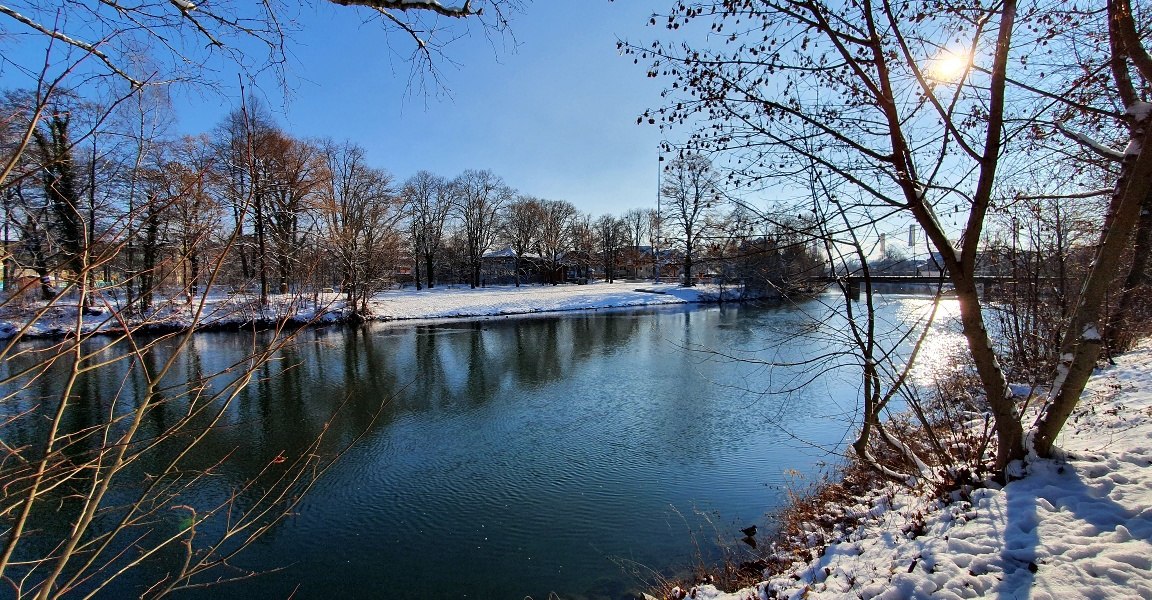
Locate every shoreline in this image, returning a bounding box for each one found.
[661,339,1152,600]
[0,281,755,341]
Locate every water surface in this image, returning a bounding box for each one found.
[2,296,955,599]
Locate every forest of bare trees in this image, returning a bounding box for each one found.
[0,82,824,598]
[1,92,826,321]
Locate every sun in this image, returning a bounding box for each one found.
[927,49,971,82]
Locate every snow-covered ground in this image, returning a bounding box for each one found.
[0,282,741,339]
[679,340,1152,600]
[362,281,735,320]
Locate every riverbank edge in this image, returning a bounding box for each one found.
[649,339,1152,600]
[0,283,807,342]
[645,438,895,599]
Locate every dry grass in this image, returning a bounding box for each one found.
[640,366,999,599]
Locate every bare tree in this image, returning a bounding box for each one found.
[569,211,595,284]
[403,170,455,290]
[1034,0,1152,458]
[661,154,722,287]
[536,199,576,285]
[134,146,179,314]
[627,0,1152,478]
[500,194,544,286]
[594,214,627,283]
[166,135,224,300]
[262,133,324,295]
[210,101,285,303]
[620,207,652,278]
[319,139,402,318]
[453,169,511,288]
[0,1,522,92]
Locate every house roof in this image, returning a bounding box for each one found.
[483,247,542,260]
[483,247,518,259]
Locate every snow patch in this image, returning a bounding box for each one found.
[0,282,742,340]
[1125,101,1152,122]
[691,339,1152,600]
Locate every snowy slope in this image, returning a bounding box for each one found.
[0,282,740,339]
[679,340,1152,600]
[362,282,733,319]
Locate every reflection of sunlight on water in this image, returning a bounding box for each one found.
[894,296,967,386]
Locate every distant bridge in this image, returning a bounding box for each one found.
[815,274,1040,301]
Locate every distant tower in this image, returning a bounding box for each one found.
[908,224,916,247]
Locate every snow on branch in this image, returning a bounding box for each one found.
[1125,101,1152,123]
[0,3,143,87]
[1056,124,1126,162]
[328,0,479,18]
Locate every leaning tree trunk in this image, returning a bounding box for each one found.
[1033,108,1152,458]
[954,272,1026,471]
[1105,187,1152,352]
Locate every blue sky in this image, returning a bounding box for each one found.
[169,1,674,217]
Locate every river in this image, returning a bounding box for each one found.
[0,295,960,599]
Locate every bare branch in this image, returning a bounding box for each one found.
[0,4,143,87]
[1057,124,1127,162]
[328,0,478,18]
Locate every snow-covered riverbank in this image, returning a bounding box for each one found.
[360,281,737,320]
[679,340,1152,600]
[0,281,743,339]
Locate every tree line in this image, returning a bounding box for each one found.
[0,91,828,320]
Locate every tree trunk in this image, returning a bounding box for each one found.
[189,252,200,297]
[414,248,422,290]
[254,196,269,304]
[138,199,161,314]
[1033,122,1152,458]
[954,274,1025,473]
[279,260,290,295]
[683,242,694,287]
[1106,187,1152,351]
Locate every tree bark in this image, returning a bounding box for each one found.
[1106,187,1152,351]
[683,231,694,287]
[1033,115,1152,457]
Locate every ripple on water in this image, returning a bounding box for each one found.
[33,299,955,600]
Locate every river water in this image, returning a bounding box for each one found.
[1,295,959,599]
